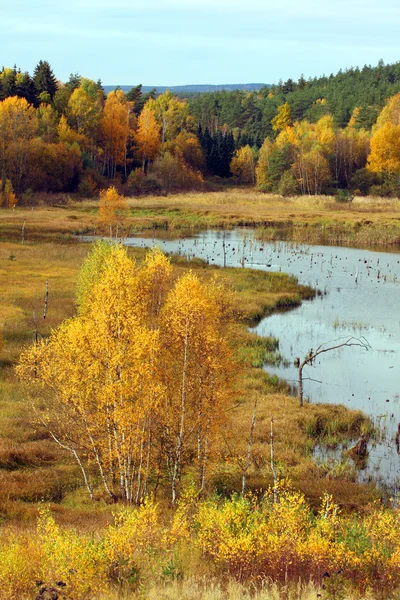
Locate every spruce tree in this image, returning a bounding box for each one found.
[33,60,58,99]
[66,72,81,91]
[16,72,38,106]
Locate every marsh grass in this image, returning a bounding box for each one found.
[219,368,374,509]
[99,577,385,600]
[101,578,325,600]
[2,190,400,248]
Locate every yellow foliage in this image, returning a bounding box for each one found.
[0,489,400,595]
[0,179,17,208]
[348,106,361,128]
[374,92,400,131]
[101,90,133,176]
[67,86,101,136]
[275,125,300,149]
[368,121,400,174]
[98,185,129,236]
[272,103,292,132]
[105,499,162,563]
[135,105,161,165]
[255,137,274,186]
[230,145,256,184]
[57,114,87,147]
[147,91,190,143]
[17,245,236,505]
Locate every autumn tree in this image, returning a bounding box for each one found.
[230,145,256,184]
[163,131,204,172]
[17,244,164,502]
[147,91,190,143]
[295,148,331,195]
[67,85,101,139]
[158,272,235,501]
[25,139,82,193]
[37,103,59,143]
[134,105,161,173]
[0,96,37,197]
[367,121,400,175]
[255,137,274,187]
[0,179,17,207]
[57,114,85,147]
[374,92,400,130]
[272,102,292,132]
[98,186,129,237]
[17,244,236,503]
[101,90,133,179]
[151,151,203,193]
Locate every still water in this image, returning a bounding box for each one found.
[87,229,400,486]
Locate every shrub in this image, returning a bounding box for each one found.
[278,171,299,196]
[78,175,97,198]
[335,189,354,203]
[142,176,163,195]
[127,167,145,195]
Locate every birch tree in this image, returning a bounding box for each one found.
[17,245,236,504]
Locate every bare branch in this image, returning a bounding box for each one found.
[298,336,370,407]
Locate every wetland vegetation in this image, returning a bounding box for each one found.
[1,196,399,599]
[3,56,400,598]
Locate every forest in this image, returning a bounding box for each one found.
[2,58,400,205]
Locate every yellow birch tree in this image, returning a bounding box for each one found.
[98,186,129,237]
[17,245,236,504]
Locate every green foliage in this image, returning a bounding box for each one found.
[33,60,58,99]
[349,168,380,195]
[266,145,293,190]
[335,189,354,203]
[278,170,299,196]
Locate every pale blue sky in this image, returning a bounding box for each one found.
[1,0,400,86]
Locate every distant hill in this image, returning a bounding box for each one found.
[103,83,268,95]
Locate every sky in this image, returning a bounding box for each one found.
[1,0,400,86]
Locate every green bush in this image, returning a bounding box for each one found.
[278,171,299,197]
[335,189,354,203]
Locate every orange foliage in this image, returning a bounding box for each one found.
[134,105,161,170]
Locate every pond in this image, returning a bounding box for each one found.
[83,229,400,488]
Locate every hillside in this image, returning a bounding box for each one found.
[188,59,400,144]
[103,83,267,95]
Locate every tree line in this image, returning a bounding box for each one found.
[2,58,400,204]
